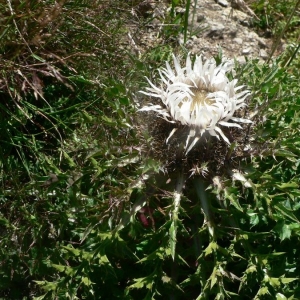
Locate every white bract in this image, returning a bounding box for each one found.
[139,53,251,154]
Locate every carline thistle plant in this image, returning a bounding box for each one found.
[139,53,252,154]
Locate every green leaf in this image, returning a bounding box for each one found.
[276,293,287,300]
[274,204,299,222]
[248,212,260,227]
[62,245,81,256]
[204,242,218,256]
[245,264,257,274]
[33,295,47,300]
[119,97,130,106]
[269,277,281,287]
[128,276,154,291]
[172,0,180,6]
[0,216,10,227]
[272,149,297,158]
[280,277,298,284]
[51,264,66,272]
[276,182,299,190]
[115,197,147,232]
[68,75,92,84]
[33,281,57,292]
[81,277,93,287]
[137,247,165,263]
[101,115,117,126]
[210,267,218,289]
[31,53,46,62]
[256,286,270,296]
[224,187,243,211]
[275,223,292,241]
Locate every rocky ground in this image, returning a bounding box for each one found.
[129,0,285,62]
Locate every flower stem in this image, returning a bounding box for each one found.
[194,177,215,239]
[169,169,185,261]
[169,169,185,300]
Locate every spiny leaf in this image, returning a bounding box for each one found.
[204,241,218,256]
[81,277,93,287]
[62,245,81,257]
[224,187,243,211]
[274,203,299,222]
[276,293,287,300]
[273,222,292,241]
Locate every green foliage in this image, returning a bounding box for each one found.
[0,0,143,298]
[161,0,206,45]
[1,0,300,299]
[250,0,300,40]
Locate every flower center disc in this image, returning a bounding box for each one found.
[190,88,214,111]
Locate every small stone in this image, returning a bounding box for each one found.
[259,49,268,59]
[207,23,225,38]
[257,37,267,48]
[239,19,251,27]
[216,0,229,7]
[237,56,246,64]
[233,37,243,45]
[175,7,186,14]
[248,31,258,41]
[281,43,288,51]
[211,23,225,32]
[242,48,251,55]
[228,28,238,38]
[197,15,205,23]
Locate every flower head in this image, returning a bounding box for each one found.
[140,53,251,154]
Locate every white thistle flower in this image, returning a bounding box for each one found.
[139,53,251,154]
